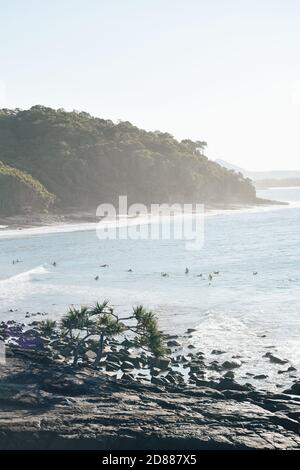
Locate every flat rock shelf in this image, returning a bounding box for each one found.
[0,354,300,450]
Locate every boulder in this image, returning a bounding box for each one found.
[106,361,120,372]
[148,357,170,370]
[167,340,181,348]
[150,367,161,377]
[223,371,235,379]
[185,328,197,334]
[264,353,288,365]
[283,382,300,396]
[121,361,135,371]
[121,373,135,382]
[222,360,242,370]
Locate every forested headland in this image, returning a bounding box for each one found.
[0,106,257,215]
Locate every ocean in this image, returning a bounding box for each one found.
[1,187,300,390]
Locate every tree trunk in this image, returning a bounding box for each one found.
[95,333,104,365]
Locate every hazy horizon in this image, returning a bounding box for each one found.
[1,0,300,171]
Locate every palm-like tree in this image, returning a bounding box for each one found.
[34,301,166,365]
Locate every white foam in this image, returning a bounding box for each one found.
[0,265,49,285]
[0,199,299,241]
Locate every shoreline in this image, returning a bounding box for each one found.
[0,341,299,450]
[0,198,290,238]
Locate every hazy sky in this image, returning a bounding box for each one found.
[1,0,300,170]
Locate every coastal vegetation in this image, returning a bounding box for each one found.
[0,161,54,215]
[0,106,256,215]
[1,302,166,367]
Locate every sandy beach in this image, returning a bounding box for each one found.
[0,198,289,238]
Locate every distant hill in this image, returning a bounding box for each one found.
[0,106,257,215]
[216,159,300,183]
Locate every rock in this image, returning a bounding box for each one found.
[1,354,300,450]
[106,353,121,363]
[189,362,205,373]
[211,349,226,355]
[85,350,97,361]
[126,357,142,368]
[218,379,253,392]
[187,344,196,350]
[148,357,170,370]
[188,373,198,382]
[185,328,197,334]
[151,376,165,385]
[167,340,181,348]
[264,353,289,365]
[222,360,242,370]
[223,371,235,379]
[106,361,120,372]
[283,382,300,396]
[165,374,177,385]
[208,361,223,372]
[253,374,268,380]
[121,339,135,348]
[121,361,135,371]
[150,367,161,377]
[121,373,135,382]
[287,366,297,372]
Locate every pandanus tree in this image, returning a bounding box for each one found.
[36,301,166,365]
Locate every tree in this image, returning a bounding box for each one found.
[36,301,166,365]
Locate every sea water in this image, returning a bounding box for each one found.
[0,187,299,390]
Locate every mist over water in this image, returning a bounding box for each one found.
[0,187,300,390]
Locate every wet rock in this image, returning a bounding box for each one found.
[222,360,242,370]
[148,357,170,370]
[106,353,121,363]
[283,382,300,396]
[121,338,136,348]
[121,373,135,382]
[121,361,135,371]
[211,349,226,355]
[253,374,268,380]
[185,328,197,334]
[1,354,300,450]
[106,361,120,372]
[150,367,161,377]
[223,371,235,379]
[167,340,181,348]
[151,376,165,385]
[264,353,289,365]
[190,362,205,373]
[218,379,253,392]
[165,374,177,385]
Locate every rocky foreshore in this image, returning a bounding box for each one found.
[0,345,300,450]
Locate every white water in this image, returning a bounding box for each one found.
[0,187,299,390]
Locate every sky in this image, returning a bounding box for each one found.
[1,0,300,171]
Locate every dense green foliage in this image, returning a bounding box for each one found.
[0,106,256,214]
[0,161,54,215]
